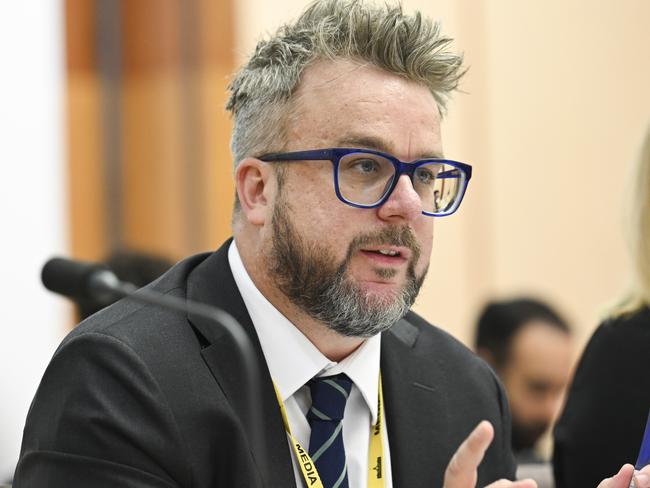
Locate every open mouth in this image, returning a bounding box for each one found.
[359,246,410,264]
[373,249,400,257]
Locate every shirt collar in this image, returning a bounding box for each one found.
[228,240,381,424]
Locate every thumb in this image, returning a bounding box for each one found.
[597,464,635,488]
[444,421,494,488]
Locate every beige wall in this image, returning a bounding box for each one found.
[234,0,650,354]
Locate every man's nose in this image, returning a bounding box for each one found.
[376,174,422,222]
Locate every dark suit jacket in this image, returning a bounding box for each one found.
[553,307,650,488]
[15,240,516,487]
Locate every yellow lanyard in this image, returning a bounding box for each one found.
[274,375,385,488]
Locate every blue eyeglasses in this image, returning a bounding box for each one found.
[259,147,472,217]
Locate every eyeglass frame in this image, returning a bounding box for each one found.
[258,147,473,217]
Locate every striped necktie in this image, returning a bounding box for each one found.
[307,374,353,488]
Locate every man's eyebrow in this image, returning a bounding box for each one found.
[336,135,394,153]
[335,135,444,159]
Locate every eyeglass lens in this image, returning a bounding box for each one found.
[337,152,465,214]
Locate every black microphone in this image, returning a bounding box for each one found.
[41,256,267,464]
[42,257,137,306]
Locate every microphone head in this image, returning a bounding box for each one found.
[41,257,113,301]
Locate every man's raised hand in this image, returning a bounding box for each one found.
[596,464,650,488]
[445,420,650,488]
[443,421,536,488]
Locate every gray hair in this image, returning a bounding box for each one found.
[226,0,466,166]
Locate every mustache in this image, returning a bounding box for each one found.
[345,226,421,263]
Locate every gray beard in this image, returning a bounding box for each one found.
[268,198,426,338]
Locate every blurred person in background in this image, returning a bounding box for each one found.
[475,298,574,464]
[553,125,650,488]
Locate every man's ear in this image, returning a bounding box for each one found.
[235,157,273,226]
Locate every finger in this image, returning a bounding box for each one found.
[633,465,650,488]
[597,464,634,488]
[485,478,537,488]
[444,420,494,488]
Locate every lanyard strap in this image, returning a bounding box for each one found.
[274,375,385,488]
[368,375,384,487]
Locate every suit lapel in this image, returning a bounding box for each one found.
[185,241,296,488]
[182,241,459,488]
[381,319,454,488]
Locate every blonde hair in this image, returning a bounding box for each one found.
[609,124,650,317]
[226,0,465,166]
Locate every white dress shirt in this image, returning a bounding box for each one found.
[228,242,393,488]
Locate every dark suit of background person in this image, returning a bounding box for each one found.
[553,309,650,488]
[553,125,650,488]
[14,241,516,487]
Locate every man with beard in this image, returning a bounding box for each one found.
[474,298,573,464]
[14,1,649,488]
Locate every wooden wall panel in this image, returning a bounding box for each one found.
[200,68,235,249]
[198,0,236,248]
[66,0,107,260]
[66,0,235,263]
